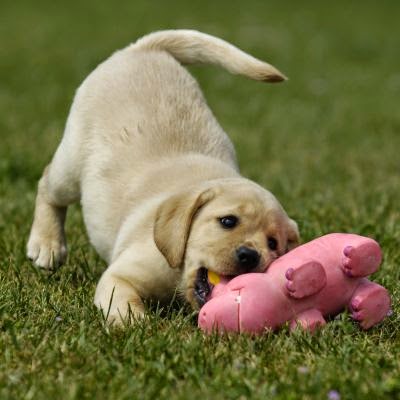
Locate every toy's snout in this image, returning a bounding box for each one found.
[198,289,241,333]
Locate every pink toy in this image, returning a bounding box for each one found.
[198,233,391,334]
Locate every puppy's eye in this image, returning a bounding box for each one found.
[219,215,238,229]
[267,237,278,251]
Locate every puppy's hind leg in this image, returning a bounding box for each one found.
[27,140,81,270]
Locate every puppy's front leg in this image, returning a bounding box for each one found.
[94,269,145,325]
[94,249,148,326]
[27,166,68,269]
[94,237,176,325]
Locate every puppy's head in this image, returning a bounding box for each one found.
[154,179,299,309]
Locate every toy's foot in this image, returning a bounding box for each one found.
[341,239,382,278]
[290,309,326,333]
[285,260,327,299]
[350,281,391,329]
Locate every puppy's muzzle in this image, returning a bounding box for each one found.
[235,246,261,271]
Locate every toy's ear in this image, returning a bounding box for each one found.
[154,188,215,268]
[287,218,300,251]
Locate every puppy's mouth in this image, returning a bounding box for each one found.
[194,267,216,307]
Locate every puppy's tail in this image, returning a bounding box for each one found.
[132,29,287,83]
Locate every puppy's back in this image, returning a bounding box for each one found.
[68,30,286,166]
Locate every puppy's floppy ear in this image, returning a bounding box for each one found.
[154,188,215,268]
[287,218,300,250]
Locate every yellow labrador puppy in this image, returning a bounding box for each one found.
[27,30,299,324]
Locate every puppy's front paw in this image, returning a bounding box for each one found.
[27,231,67,270]
[94,272,146,327]
[102,305,145,327]
[95,295,145,327]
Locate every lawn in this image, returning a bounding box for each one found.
[1,0,399,399]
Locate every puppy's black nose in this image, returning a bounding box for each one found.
[236,246,260,271]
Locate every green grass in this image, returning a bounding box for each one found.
[1,0,400,398]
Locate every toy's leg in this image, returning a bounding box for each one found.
[341,238,382,277]
[349,280,391,329]
[290,309,326,333]
[285,260,327,299]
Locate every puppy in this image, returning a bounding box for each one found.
[27,30,299,324]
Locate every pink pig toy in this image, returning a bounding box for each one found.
[198,233,391,334]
